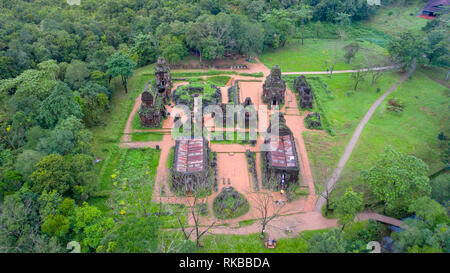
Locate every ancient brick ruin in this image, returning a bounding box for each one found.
[155,57,172,102]
[294,75,313,109]
[138,82,167,127]
[172,83,221,109]
[171,138,211,195]
[262,113,299,190]
[262,65,286,108]
[238,97,257,129]
[305,112,322,129]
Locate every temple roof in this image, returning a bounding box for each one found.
[268,135,298,169]
[174,138,205,173]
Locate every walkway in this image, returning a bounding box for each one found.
[357,213,406,229]
[314,62,416,212]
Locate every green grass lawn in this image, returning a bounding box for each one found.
[89,64,156,208]
[197,228,331,253]
[171,70,238,78]
[333,70,449,197]
[131,132,164,142]
[196,221,378,253]
[364,0,428,37]
[206,75,231,86]
[421,66,450,84]
[88,63,158,210]
[259,38,387,72]
[300,71,403,190]
[90,148,160,216]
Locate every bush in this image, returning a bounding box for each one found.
[213,187,249,219]
[197,203,209,216]
[386,98,405,113]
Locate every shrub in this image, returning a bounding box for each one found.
[386,98,405,113]
[213,187,249,219]
[197,203,209,216]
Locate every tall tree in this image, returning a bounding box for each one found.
[308,228,346,253]
[131,33,158,67]
[363,146,431,215]
[64,60,90,90]
[98,216,159,253]
[334,187,363,232]
[387,31,427,70]
[408,196,448,228]
[71,202,115,252]
[253,193,286,237]
[262,9,294,48]
[175,189,216,248]
[105,52,136,94]
[37,82,83,129]
[293,4,313,46]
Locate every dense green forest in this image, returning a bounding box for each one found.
[0,0,448,253]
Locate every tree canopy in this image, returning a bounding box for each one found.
[364,146,431,216]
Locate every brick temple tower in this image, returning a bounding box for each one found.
[294,75,313,109]
[155,57,172,102]
[262,65,286,108]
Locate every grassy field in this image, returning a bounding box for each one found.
[297,71,403,189]
[364,0,428,36]
[131,132,164,142]
[197,229,321,253]
[88,64,157,209]
[90,148,160,216]
[206,75,231,86]
[260,38,388,72]
[421,66,450,84]
[89,64,155,171]
[333,70,449,197]
[196,221,375,253]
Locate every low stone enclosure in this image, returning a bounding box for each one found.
[263,65,286,108]
[294,75,313,109]
[304,112,322,129]
[208,100,257,130]
[262,113,300,191]
[170,138,211,195]
[172,82,222,109]
[213,186,250,219]
[138,82,167,127]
